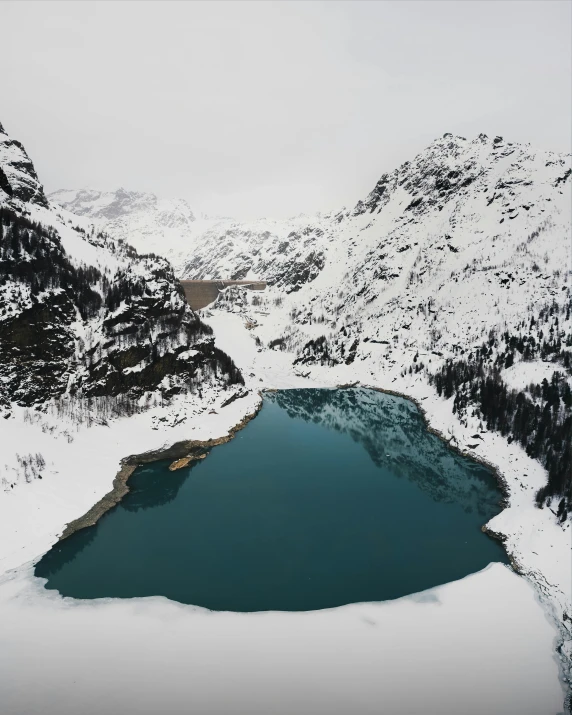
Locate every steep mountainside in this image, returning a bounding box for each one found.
[0,123,243,417]
[55,132,572,510]
[0,120,48,207]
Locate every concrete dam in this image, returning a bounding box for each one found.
[180,279,267,311]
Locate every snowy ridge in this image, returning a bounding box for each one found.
[0,122,48,208]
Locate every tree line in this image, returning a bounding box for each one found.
[429,302,571,519]
[0,206,102,320]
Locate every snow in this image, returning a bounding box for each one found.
[502,359,569,392]
[172,348,199,361]
[206,311,326,390]
[0,563,564,715]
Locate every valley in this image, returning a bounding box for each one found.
[0,118,570,714]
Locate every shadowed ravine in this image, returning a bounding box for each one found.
[35,388,508,611]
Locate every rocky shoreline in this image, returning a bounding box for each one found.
[58,396,263,542]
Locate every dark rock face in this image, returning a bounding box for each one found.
[266,388,500,514]
[0,167,13,196]
[0,123,49,207]
[269,250,325,293]
[0,293,76,405]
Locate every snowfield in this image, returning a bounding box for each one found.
[0,562,564,715]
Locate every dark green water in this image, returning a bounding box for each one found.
[35,388,508,611]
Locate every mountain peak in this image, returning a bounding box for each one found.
[0,120,48,208]
[50,187,196,223]
[355,131,565,217]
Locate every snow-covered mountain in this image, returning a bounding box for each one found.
[0,122,243,415]
[5,123,572,709]
[49,188,198,265]
[54,133,571,512]
[51,132,571,295]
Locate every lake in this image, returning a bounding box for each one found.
[35,388,508,611]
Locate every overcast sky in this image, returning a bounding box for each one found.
[1,1,570,219]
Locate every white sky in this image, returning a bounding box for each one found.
[1,0,570,219]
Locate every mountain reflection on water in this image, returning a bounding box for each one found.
[35,388,508,611]
[122,463,188,513]
[267,388,500,517]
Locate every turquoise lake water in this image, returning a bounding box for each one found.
[35,388,508,611]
